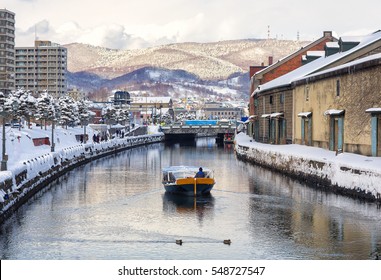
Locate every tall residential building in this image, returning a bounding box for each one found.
[0,9,15,95]
[15,40,67,98]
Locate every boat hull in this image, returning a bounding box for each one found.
[164,177,215,196]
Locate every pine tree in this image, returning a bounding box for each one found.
[35,91,54,129]
[16,89,37,128]
[59,96,78,129]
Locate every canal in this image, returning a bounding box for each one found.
[0,137,380,259]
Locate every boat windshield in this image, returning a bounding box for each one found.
[162,167,213,183]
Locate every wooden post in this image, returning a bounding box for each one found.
[194,178,197,196]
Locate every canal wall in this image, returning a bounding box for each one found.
[0,134,164,224]
[235,133,381,202]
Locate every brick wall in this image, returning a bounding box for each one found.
[262,39,333,84]
[254,89,293,143]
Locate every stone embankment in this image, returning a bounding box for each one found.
[235,133,381,203]
[0,134,163,224]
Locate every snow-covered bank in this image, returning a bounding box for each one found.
[0,125,163,223]
[235,133,381,202]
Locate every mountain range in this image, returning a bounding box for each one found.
[65,39,309,101]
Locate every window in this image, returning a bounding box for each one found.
[279,93,285,104]
[269,95,273,104]
[336,80,340,96]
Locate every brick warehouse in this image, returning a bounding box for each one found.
[248,31,337,142]
[251,30,381,157]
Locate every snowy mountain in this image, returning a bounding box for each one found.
[65,39,309,100]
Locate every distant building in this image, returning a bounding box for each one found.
[67,87,86,101]
[130,96,173,124]
[0,9,15,94]
[15,40,67,98]
[113,90,131,107]
[203,102,243,120]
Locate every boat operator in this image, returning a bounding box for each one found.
[195,167,205,178]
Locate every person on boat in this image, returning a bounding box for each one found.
[195,167,205,178]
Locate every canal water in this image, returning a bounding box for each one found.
[0,137,380,260]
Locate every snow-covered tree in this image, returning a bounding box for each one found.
[1,91,21,121]
[161,112,172,125]
[114,108,130,125]
[59,96,78,129]
[77,99,91,125]
[0,92,7,113]
[101,104,117,125]
[14,89,37,128]
[35,91,55,129]
[76,99,91,143]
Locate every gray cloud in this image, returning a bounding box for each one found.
[19,19,51,36]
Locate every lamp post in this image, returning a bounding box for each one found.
[51,119,55,152]
[1,100,19,171]
[159,104,163,124]
[83,119,88,144]
[1,116,7,171]
[51,111,60,152]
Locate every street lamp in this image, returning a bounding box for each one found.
[1,100,19,171]
[51,110,60,152]
[51,119,55,152]
[83,119,88,144]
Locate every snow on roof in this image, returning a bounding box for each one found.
[306,51,325,57]
[300,53,381,81]
[111,124,125,128]
[365,108,381,113]
[340,36,363,43]
[270,112,283,118]
[253,31,381,96]
[326,42,339,48]
[131,96,171,103]
[297,112,312,117]
[324,109,344,116]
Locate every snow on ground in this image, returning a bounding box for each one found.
[1,124,162,175]
[235,132,381,198]
[4,124,95,172]
[0,124,163,204]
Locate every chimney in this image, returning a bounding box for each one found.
[268,56,273,65]
[323,31,332,38]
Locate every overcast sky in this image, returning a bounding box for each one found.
[3,0,381,49]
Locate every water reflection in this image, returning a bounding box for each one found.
[162,192,215,221]
[1,137,381,259]
[244,161,381,259]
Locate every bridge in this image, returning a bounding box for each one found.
[160,122,236,142]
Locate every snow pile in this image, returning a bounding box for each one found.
[235,133,381,198]
[0,124,163,209]
[6,124,92,172]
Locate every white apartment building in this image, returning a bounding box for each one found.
[15,40,67,97]
[0,9,15,95]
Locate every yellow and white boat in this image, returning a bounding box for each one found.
[162,166,215,196]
